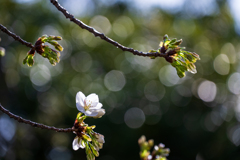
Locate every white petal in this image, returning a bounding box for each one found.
[72,137,80,151]
[86,93,99,107]
[97,134,105,143]
[76,92,85,107]
[85,110,98,117]
[79,139,86,149]
[76,92,86,112]
[89,109,105,118]
[76,103,86,113]
[90,103,103,109]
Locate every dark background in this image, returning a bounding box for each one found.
[1,0,240,160]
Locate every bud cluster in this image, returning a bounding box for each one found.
[23,35,63,66]
[72,113,105,160]
[149,34,200,78]
[138,135,170,160]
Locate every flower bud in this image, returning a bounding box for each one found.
[177,70,185,78]
[23,54,34,67]
[148,139,154,147]
[93,133,105,143]
[89,143,99,157]
[163,34,168,42]
[191,52,200,60]
[52,36,62,40]
[82,134,92,142]
[54,44,63,51]
[159,143,165,148]
[173,39,182,45]
[169,38,177,44]
[48,40,58,45]
[0,47,5,57]
[187,62,197,74]
[138,135,146,145]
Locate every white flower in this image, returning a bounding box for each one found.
[72,137,85,150]
[76,91,105,118]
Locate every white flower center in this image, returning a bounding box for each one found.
[84,99,92,111]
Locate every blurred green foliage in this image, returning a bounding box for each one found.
[1,0,240,160]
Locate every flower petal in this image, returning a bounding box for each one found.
[85,110,99,117]
[98,135,105,143]
[72,137,80,151]
[76,103,85,113]
[86,93,99,108]
[76,92,85,107]
[90,103,103,109]
[76,92,86,112]
[89,109,105,118]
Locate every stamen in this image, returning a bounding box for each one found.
[84,99,92,111]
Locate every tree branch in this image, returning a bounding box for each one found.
[0,104,75,133]
[49,0,168,58]
[0,24,34,48]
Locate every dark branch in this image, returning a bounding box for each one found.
[49,0,168,58]
[0,24,34,48]
[0,104,75,133]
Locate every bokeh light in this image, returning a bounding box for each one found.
[124,107,145,128]
[198,80,217,102]
[104,70,126,92]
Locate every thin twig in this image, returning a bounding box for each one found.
[49,0,168,58]
[0,104,75,133]
[0,24,34,48]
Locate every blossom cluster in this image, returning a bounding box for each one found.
[149,34,200,78]
[23,35,63,66]
[72,91,105,160]
[138,135,170,160]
